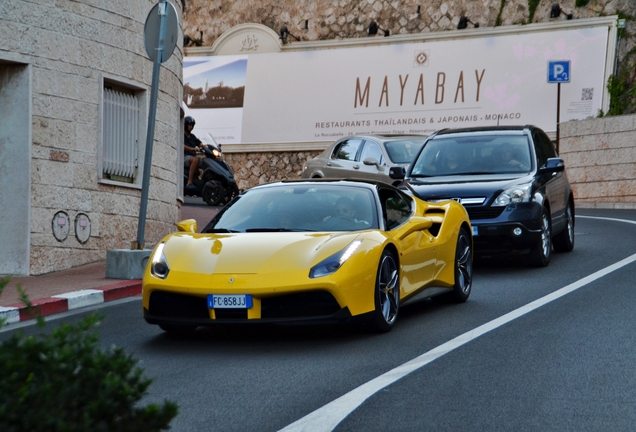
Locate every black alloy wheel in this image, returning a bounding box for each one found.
[202,180,224,206]
[220,184,239,205]
[528,207,552,267]
[450,227,473,302]
[553,203,575,252]
[371,250,400,332]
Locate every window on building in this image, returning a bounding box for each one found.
[100,78,146,186]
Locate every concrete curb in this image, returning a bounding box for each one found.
[0,281,142,325]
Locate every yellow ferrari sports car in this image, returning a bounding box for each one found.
[143,179,473,333]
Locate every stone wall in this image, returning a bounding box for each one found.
[560,115,636,208]
[225,151,322,190]
[184,1,628,45]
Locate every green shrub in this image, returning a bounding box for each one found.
[0,277,178,431]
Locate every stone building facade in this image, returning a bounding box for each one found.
[0,0,185,275]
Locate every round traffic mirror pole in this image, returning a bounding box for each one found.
[135,0,168,250]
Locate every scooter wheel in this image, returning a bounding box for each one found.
[202,180,223,206]
[221,184,239,205]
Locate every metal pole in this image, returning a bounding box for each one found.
[556,82,561,154]
[134,0,167,250]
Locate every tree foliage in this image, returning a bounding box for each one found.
[0,277,178,432]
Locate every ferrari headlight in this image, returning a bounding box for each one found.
[309,240,362,278]
[150,242,170,279]
[492,183,532,207]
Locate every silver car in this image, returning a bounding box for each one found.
[301,135,426,186]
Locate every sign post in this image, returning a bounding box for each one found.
[547,60,571,153]
[133,0,178,250]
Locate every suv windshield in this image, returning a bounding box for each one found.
[384,139,426,164]
[410,135,532,176]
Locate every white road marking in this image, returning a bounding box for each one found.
[280,216,636,432]
[577,215,636,225]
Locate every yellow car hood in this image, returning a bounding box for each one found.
[160,231,364,275]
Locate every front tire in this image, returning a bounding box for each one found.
[371,250,400,333]
[528,207,552,267]
[553,203,574,253]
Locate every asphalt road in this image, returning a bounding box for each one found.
[3,208,636,431]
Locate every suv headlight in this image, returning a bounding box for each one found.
[493,183,532,207]
[309,240,362,278]
[150,242,170,279]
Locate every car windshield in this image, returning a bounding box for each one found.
[410,134,532,176]
[202,184,379,233]
[384,139,426,164]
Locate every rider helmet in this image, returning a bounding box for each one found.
[184,116,196,126]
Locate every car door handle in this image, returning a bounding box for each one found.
[353,165,360,169]
[327,162,333,166]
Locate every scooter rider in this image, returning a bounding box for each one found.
[184,116,202,191]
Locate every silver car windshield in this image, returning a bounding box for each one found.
[410,135,532,176]
[204,184,379,233]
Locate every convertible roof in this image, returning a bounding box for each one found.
[278,177,396,189]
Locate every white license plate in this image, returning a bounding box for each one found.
[208,294,253,309]
[472,225,478,236]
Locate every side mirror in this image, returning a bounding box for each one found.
[540,157,565,173]
[177,219,198,233]
[389,166,406,180]
[363,157,380,167]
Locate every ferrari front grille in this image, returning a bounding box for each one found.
[148,290,342,321]
[262,291,341,319]
[149,291,208,319]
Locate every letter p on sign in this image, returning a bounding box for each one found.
[548,60,571,83]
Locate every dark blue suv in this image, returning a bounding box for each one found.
[390,125,574,266]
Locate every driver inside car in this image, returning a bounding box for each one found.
[322,196,370,229]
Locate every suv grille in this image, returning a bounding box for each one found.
[465,206,505,220]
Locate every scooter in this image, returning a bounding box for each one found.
[184,134,239,206]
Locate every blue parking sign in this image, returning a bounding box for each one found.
[548,60,571,83]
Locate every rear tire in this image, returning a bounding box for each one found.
[220,184,239,205]
[528,207,552,267]
[435,227,473,303]
[450,227,473,302]
[553,203,574,253]
[371,250,400,333]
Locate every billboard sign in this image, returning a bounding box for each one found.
[183,22,612,145]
